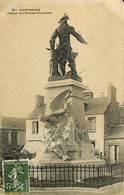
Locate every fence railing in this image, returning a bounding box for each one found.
[29,163,124,189]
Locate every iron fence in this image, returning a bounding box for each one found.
[29,163,124,189]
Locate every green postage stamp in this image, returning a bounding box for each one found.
[2,160,29,192]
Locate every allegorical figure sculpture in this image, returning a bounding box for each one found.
[48,14,87,79]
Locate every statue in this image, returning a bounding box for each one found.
[48,14,87,79]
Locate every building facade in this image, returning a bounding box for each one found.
[25,95,46,158]
[0,116,26,160]
[105,124,124,164]
[84,84,120,161]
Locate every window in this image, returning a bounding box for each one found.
[11,132,18,145]
[1,131,9,145]
[109,145,119,163]
[91,140,95,148]
[32,121,39,134]
[87,117,96,132]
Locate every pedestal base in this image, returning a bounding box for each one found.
[48,74,82,83]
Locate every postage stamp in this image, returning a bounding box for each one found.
[2,160,29,192]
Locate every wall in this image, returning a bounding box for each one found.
[17,130,26,146]
[86,114,104,154]
[105,138,124,163]
[26,120,40,142]
[104,102,120,136]
[0,117,26,156]
[26,119,46,142]
[25,119,44,159]
[119,106,124,124]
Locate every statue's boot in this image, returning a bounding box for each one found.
[60,63,66,75]
[68,59,78,77]
[50,60,60,76]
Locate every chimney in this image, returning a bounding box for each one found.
[35,95,44,108]
[107,83,116,102]
[83,89,94,100]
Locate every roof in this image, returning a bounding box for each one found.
[28,105,45,120]
[85,97,110,115]
[106,125,124,139]
[0,116,26,130]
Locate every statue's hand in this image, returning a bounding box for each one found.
[46,48,51,51]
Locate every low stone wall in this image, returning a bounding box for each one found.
[29,159,105,166]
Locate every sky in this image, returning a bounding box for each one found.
[0,0,124,118]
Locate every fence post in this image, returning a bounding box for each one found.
[67,164,69,186]
[63,165,66,187]
[49,165,52,185]
[80,165,82,186]
[92,165,95,188]
[45,165,48,187]
[40,166,43,187]
[75,164,78,187]
[88,165,91,187]
[72,165,75,187]
[111,165,113,185]
[59,165,61,186]
[36,165,38,187]
[55,165,56,187]
[32,165,35,187]
[84,165,86,187]
[97,166,99,188]
[122,165,124,182]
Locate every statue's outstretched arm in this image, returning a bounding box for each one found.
[70,27,87,44]
[49,29,58,49]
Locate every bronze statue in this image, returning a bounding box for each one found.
[48,14,87,79]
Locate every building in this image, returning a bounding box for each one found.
[84,83,120,160]
[25,95,46,157]
[105,124,124,163]
[0,116,26,160]
[104,102,124,163]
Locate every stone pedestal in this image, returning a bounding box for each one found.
[45,79,86,123]
[25,78,96,164]
[44,78,94,160]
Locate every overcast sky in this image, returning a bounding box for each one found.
[0,0,124,118]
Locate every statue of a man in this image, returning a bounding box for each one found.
[49,14,87,78]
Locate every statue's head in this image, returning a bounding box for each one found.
[58,13,69,24]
